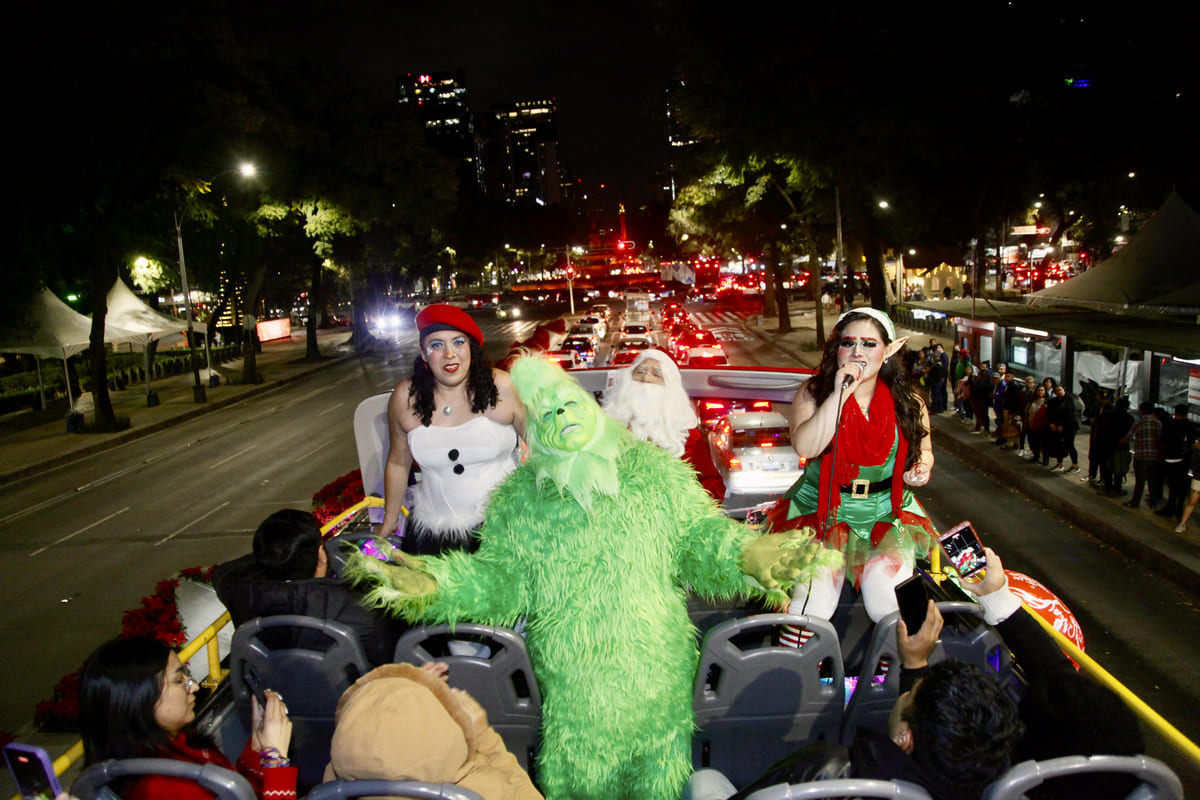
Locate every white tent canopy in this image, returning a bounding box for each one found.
[106,277,205,340]
[0,288,141,411]
[105,278,207,397]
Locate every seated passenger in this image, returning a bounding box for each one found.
[688,603,1022,800]
[963,547,1146,799]
[602,348,724,501]
[213,509,407,666]
[80,636,296,800]
[322,663,543,800]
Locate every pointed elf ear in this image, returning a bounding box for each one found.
[894,724,915,754]
[885,337,909,360]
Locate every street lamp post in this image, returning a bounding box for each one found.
[173,162,257,403]
[174,211,206,403]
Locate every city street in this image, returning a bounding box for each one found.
[0,303,1196,791]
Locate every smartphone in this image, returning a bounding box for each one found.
[894,575,929,632]
[938,520,987,580]
[4,743,62,800]
[242,667,268,708]
[358,537,391,562]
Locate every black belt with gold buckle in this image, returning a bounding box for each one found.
[840,478,891,498]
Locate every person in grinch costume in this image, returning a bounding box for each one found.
[347,355,841,800]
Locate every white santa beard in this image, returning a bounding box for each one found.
[612,381,691,456]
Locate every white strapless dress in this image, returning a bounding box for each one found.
[407,416,519,537]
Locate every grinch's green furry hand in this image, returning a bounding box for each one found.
[741,528,844,607]
[342,540,438,620]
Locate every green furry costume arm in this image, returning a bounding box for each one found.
[344,478,532,627]
[654,444,842,608]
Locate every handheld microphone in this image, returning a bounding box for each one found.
[841,362,863,390]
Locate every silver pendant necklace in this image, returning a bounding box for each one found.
[443,404,453,416]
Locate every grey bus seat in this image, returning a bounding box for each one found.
[308,779,486,799]
[71,758,255,800]
[841,601,1011,744]
[393,623,542,771]
[981,755,1183,800]
[693,613,845,788]
[230,615,369,793]
[744,778,934,799]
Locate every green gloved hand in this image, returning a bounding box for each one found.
[741,528,843,607]
[343,543,438,619]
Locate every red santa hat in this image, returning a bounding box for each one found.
[415,304,484,347]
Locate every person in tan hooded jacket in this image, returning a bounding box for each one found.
[323,663,543,800]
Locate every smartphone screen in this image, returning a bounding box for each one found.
[939,521,986,579]
[4,744,62,800]
[894,575,929,632]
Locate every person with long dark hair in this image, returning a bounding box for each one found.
[379,305,525,555]
[767,308,936,622]
[80,637,296,800]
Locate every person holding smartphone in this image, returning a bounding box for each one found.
[767,307,937,622]
[80,637,296,800]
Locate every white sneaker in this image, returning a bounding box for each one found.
[1016,449,1028,457]
[1175,523,1187,534]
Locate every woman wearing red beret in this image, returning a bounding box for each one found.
[379,304,526,554]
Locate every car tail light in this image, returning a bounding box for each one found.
[751,400,771,411]
[759,441,775,448]
[728,455,742,470]
[703,401,729,412]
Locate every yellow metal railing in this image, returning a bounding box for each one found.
[1027,607,1200,769]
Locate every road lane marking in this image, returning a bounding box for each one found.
[295,437,334,463]
[317,403,344,417]
[208,446,254,470]
[155,501,231,546]
[30,507,130,556]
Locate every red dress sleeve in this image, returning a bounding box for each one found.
[684,426,726,502]
[120,738,297,800]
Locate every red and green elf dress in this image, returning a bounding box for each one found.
[766,382,937,588]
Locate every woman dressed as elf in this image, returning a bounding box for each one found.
[767,307,937,622]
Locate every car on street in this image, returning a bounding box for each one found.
[671,328,721,361]
[560,336,596,366]
[707,411,804,512]
[621,323,652,337]
[566,324,601,345]
[680,348,728,367]
[578,315,608,339]
[546,349,584,370]
[605,336,655,366]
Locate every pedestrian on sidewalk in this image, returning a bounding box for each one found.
[951,349,974,420]
[1001,371,1024,450]
[1046,384,1080,472]
[1016,376,1037,456]
[1124,401,1163,508]
[1104,397,1136,495]
[1025,384,1049,464]
[1158,405,1195,519]
[1082,392,1112,483]
[970,364,993,434]
[1174,438,1200,533]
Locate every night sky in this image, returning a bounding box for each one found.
[233,0,675,205]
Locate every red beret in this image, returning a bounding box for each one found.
[415,304,484,346]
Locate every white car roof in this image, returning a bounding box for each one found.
[726,411,789,431]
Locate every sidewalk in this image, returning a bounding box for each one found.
[0,329,355,486]
[744,301,1200,597]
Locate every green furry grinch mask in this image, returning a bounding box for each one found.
[509,355,629,509]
